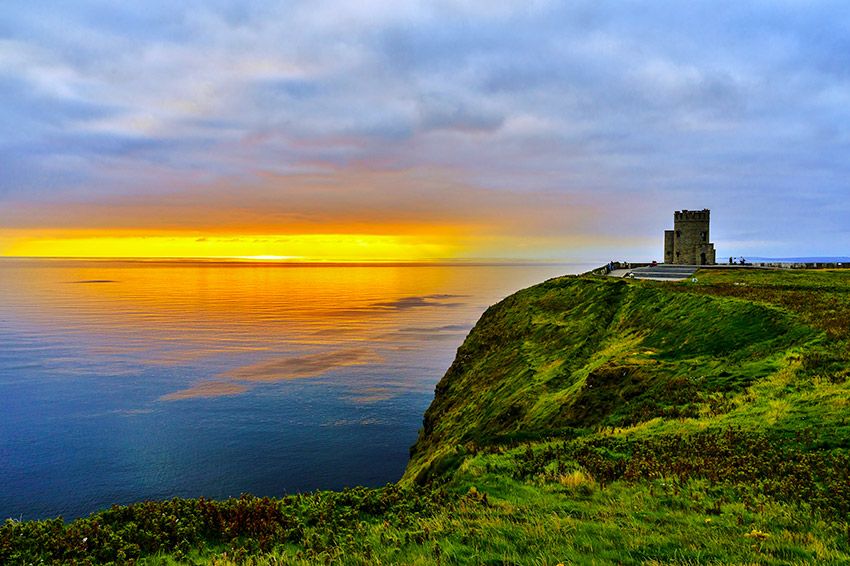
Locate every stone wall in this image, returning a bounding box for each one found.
[664,230,675,263]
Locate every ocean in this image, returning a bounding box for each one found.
[0,259,590,520]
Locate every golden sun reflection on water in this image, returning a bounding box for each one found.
[0,260,583,403]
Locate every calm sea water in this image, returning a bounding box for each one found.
[0,259,590,520]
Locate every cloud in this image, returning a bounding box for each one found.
[2,2,850,258]
[417,94,504,133]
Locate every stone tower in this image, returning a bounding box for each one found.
[663,209,716,265]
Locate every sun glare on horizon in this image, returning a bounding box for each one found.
[1,233,467,262]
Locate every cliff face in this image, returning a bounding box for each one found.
[405,273,824,483]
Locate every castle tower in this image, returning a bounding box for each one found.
[663,209,716,265]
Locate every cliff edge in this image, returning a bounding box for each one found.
[405,270,830,483]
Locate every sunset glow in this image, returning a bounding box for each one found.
[2,2,849,260]
[4,233,465,262]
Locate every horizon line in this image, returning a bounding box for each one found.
[0,255,598,267]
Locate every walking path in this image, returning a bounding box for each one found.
[609,264,698,281]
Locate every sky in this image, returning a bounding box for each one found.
[1,1,848,261]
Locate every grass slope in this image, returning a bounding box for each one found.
[3,268,850,565]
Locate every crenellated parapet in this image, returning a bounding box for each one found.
[674,209,711,222]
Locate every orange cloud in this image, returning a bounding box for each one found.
[0,166,600,233]
[0,164,645,261]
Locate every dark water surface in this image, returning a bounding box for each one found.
[0,260,589,520]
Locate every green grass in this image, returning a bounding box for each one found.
[4,268,850,564]
[405,273,825,482]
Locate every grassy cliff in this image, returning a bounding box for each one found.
[3,269,850,564]
[405,274,823,483]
